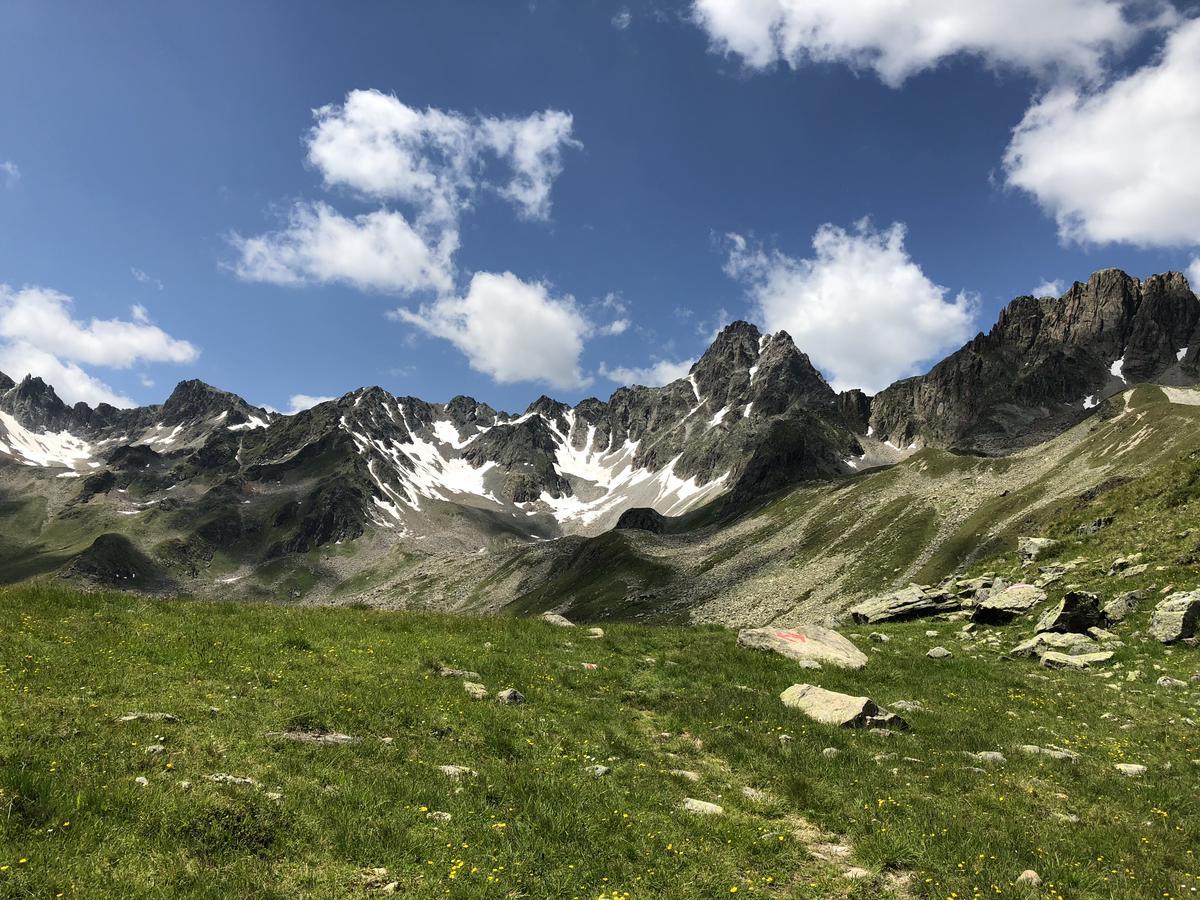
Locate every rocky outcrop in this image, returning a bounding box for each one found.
[1035,591,1105,634]
[780,684,907,730]
[1149,591,1200,643]
[849,584,958,623]
[870,269,1200,453]
[737,626,868,669]
[973,584,1046,624]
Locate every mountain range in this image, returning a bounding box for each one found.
[2,267,1198,620]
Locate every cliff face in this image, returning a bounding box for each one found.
[869,270,1200,453]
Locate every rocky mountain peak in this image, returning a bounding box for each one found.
[1,374,71,432]
[525,394,571,431]
[161,379,262,426]
[871,267,1200,453]
[0,370,14,392]
[444,395,500,429]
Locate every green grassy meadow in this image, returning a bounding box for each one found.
[2,575,1197,899]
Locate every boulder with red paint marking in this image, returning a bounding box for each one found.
[737,626,868,670]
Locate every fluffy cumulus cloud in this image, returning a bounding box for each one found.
[1004,17,1200,248]
[233,89,583,374]
[691,0,1172,86]
[394,271,592,390]
[287,394,337,414]
[599,357,696,387]
[232,203,456,295]
[725,220,977,393]
[1031,279,1064,298]
[0,285,198,407]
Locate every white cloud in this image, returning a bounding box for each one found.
[599,357,695,387]
[0,342,135,407]
[612,8,632,29]
[1,161,18,188]
[231,202,455,295]
[1004,18,1200,248]
[479,110,579,220]
[130,303,150,323]
[306,89,578,222]
[1031,279,1064,298]
[131,268,164,290]
[235,91,579,303]
[1188,257,1200,291]
[597,318,630,336]
[724,220,977,393]
[0,285,198,370]
[691,0,1172,87]
[0,286,198,407]
[287,393,337,414]
[394,271,592,390]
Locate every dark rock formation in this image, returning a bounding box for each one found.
[870,269,1200,453]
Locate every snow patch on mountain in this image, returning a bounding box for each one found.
[0,411,94,469]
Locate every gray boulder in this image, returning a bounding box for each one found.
[1035,591,1105,634]
[780,683,908,731]
[1010,632,1096,658]
[848,584,958,624]
[541,613,575,628]
[1102,590,1145,623]
[927,646,952,659]
[737,625,868,670]
[1018,537,1059,565]
[1040,650,1113,670]
[1149,591,1200,643]
[973,584,1046,624]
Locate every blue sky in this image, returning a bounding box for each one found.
[1,1,1198,413]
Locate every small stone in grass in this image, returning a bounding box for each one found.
[1115,763,1147,777]
[1016,870,1042,886]
[969,751,1007,765]
[463,681,489,700]
[668,769,701,783]
[426,810,452,821]
[586,627,605,639]
[206,773,258,786]
[822,747,840,759]
[927,646,952,659]
[586,765,611,777]
[145,743,166,754]
[495,688,525,704]
[134,776,149,787]
[118,712,178,724]
[681,798,723,815]
[438,765,477,780]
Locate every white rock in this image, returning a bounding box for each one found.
[681,798,723,815]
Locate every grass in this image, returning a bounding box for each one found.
[2,573,1198,898]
